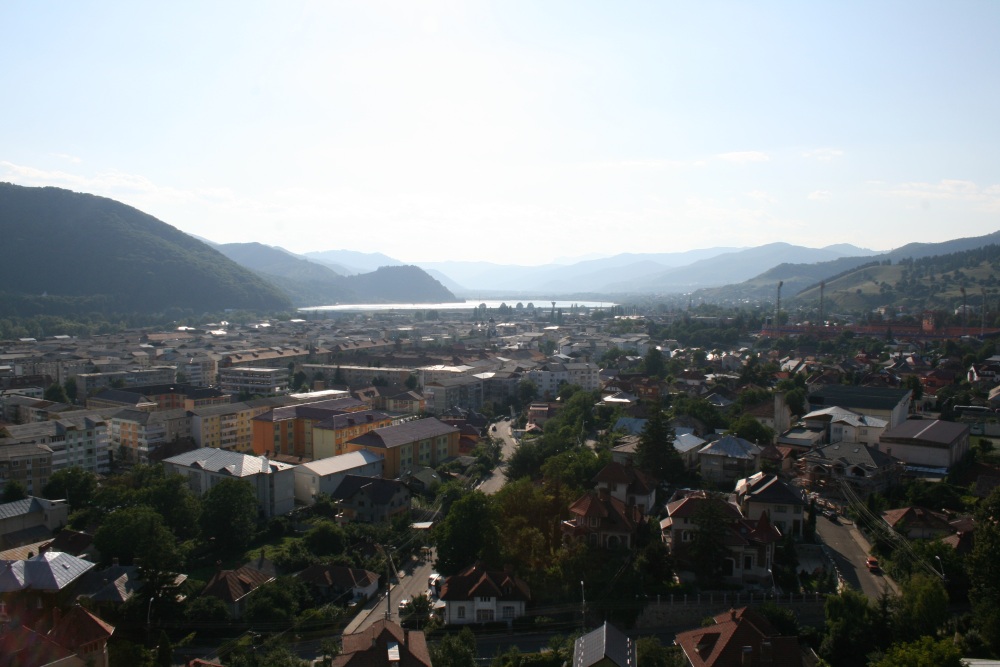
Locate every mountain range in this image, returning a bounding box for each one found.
[2,182,997,317]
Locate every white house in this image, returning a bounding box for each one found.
[440,562,530,625]
[292,450,384,505]
[162,447,296,517]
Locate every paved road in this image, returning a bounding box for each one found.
[344,550,439,634]
[478,420,518,496]
[816,513,897,599]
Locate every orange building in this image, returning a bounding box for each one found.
[250,396,368,458]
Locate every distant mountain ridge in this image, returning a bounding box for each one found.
[217,242,458,306]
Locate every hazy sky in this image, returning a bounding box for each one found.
[3,1,1000,265]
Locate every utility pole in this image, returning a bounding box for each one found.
[580,580,586,632]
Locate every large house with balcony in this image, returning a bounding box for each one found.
[439,562,530,625]
[660,490,781,587]
[735,472,806,539]
[562,488,644,549]
[797,442,901,499]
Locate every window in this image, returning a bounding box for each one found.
[743,555,753,570]
[502,606,515,619]
[457,606,466,619]
[775,505,787,513]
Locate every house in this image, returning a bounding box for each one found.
[592,462,657,514]
[46,605,116,667]
[292,451,384,505]
[675,432,708,470]
[297,564,379,604]
[439,562,530,625]
[660,492,780,587]
[332,618,431,667]
[800,406,887,447]
[201,565,275,619]
[698,435,760,485]
[735,472,807,539]
[162,447,296,517]
[330,476,410,523]
[674,606,803,667]
[562,488,644,549]
[877,418,970,472]
[881,506,955,540]
[0,497,69,550]
[797,442,901,499]
[572,622,635,667]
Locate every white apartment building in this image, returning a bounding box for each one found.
[219,367,289,396]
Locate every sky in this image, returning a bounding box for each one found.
[3,1,1000,266]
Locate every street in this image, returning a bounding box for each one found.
[815,512,897,599]
[477,419,518,496]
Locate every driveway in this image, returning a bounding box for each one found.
[478,420,518,496]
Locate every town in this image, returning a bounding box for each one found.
[1,302,998,667]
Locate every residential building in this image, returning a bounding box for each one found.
[592,462,656,514]
[0,415,110,475]
[807,385,912,428]
[882,506,956,540]
[735,472,806,538]
[422,375,484,414]
[75,365,178,397]
[311,410,392,459]
[162,447,296,517]
[110,408,190,463]
[345,418,460,478]
[0,443,53,496]
[562,488,644,549]
[674,606,803,667]
[439,562,531,625]
[219,366,289,396]
[297,564,379,603]
[332,619,431,667]
[201,565,275,618]
[797,442,901,498]
[878,418,970,471]
[572,622,636,667]
[698,435,761,485]
[330,475,410,523]
[249,397,372,457]
[190,400,282,452]
[0,497,69,549]
[800,406,887,447]
[383,390,426,416]
[660,491,781,587]
[293,451,384,505]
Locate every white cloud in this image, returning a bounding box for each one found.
[802,148,844,161]
[746,190,777,204]
[808,190,831,200]
[51,153,82,164]
[717,151,770,164]
[882,179,1000,211]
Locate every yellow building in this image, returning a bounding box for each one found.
[345,418,460,479]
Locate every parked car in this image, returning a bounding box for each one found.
[823,509,839,523]
[866,556,880,572]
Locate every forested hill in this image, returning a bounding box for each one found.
[216,242,459,306]
[0,183,292,315]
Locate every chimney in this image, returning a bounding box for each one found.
[113,557,119,567]
[730,608,737,621]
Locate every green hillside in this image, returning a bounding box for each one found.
[0,183,292,315]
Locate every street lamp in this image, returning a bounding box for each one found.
[580,580,586,632]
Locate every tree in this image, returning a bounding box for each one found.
[871,637,963,667]
[43,382,69,403]
[784,388,806,417]
[184,595,231,625]
[728,413,775,446]
[635,405,682,483]
[405,373,419,391]
[433,491,499,575]
[893,574,948,642]
[304,520,346,556]
[1,480,28,503]
[820,588,888,667]
[430,627,477,667]
[201,478,258,551]
[967,486,1000,654]
[41,466,98,508]
[93,507,184,580]
[644,347,666,378]
[244,577,309,624]
[63,376,78,403]
[687,497,732,584]
[516,379,538,409]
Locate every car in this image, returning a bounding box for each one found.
[866,556,880,572]
[398,598,412,616]
[823,509,839,522]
